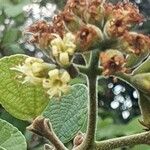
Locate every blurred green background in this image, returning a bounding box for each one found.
[0,0,150,150]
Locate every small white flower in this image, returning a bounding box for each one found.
[11,57,55,85]
[43,69,71,98]
[59,52,69,65]
[50,32,76,66]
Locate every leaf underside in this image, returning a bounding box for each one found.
[43,84,88,143]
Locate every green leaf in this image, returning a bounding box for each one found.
[0,54,49,120]
[0,0,30,17]
[125,53,149,69]
[0,118,27,150]
[131,73,150,95]
[3,44,25,55]
[0,110,28,133]
[139,93,150,129]
[131,145,150,150]
[69,75,86,85]
[43,84,88,143]
[133,57,150,75]
[2,28,21,45]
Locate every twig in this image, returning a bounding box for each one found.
[95,131,150,150]
[27,116,68,150]
[74,50,100,150]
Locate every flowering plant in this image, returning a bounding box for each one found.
[0,0,150,150]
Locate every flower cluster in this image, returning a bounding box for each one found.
[121,32,150,55]
[12,57,71,98]
[12,0,150,98]
[100,50,127,75]
[27,1,149,75]
[50,33,76,66]
[104,1,143,38]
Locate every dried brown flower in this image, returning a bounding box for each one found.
[27,20,54,48]
[84,0,104,25]
[26,16,66,49]
[104,1,143,38]
[105,19,128,38]
[65,0,87,18]
[108,1,143,24]
[100,50,127,76]
[61,10,84,32]
[122,32,150,55]
[75,24,103,52]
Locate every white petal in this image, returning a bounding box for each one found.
[59,52,70,65]
[48,69,59,79]
[25,57,43,65]
[61,71,70,83]
[43,79,52,89]
[66,48,75,55]
[60,84,70,93]
[52,46,59,57]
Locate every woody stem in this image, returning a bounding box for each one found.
[76,49,100,150]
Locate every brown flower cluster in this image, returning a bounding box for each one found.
[100,50,127,76]
[65,0,87,18]
[75,24,103,52]
[122,32,150,55]
[27,18,65,49]
[104,1,144,37]
[27,20,53,49]
[26,0,106,50]
[26,0,150,76]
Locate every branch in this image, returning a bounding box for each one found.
[74,50,100,150]
[95,131,150,150]
[75,64,88,75]
[113,72,131,84]
[27,116,67,150]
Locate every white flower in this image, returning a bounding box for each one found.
[11,57,55,85]
[50,32,76,66]
[43,69,71,98]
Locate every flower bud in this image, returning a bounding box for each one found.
[121,32,150,55]
[100,49,126,75]
[73,132,85,148]
[75,24,103,52]
[62,10,84,32]
[59,52,70,66]
[65,0,87,18]
[50,32,76,66]
[83,0,105,26]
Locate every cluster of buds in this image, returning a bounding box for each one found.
[50,33,76,66]
[104,1,144,38]
[13,0,150,94]
[27,21,53,49]
[121,32,150,55]
[100,50,127,75]
[11,57,71,98]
